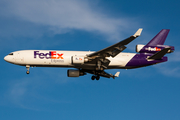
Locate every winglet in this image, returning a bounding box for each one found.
[133,28,143,37]
[114,72,120,77]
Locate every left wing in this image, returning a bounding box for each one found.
[82,69,120,79]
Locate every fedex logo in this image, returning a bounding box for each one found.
[75,57,83,60]
[34,51,64,59]
[145,47,161,51]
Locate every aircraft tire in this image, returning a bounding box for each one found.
[91,76,95,80]
[26,71,30,74]
[96,76,100,80]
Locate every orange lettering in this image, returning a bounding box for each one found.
[51,51,56,59]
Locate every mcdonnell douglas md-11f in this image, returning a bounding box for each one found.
[4,29,174,80]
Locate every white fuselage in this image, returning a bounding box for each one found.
[4,50,136,69]
[3,29,173,79]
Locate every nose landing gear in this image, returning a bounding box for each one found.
[26,65,30,74]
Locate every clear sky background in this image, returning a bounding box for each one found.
[0,0,180,120]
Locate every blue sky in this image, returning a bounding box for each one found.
[0,0,180,120]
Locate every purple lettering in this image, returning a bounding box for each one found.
[39,53,45,59]
[45,52,51,59]
[34,51,63,59]
[34,51,39,58]
[34,51,51,59]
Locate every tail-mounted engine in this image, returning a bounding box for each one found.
[136,44,174,53]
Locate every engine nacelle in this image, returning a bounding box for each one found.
[136,44,145,53]
[67,69,85,77]
[72,56,85,64]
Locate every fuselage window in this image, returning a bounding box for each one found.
[8,53,13,55]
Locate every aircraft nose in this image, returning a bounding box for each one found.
[4,55,8,61]
[4,55,12,63]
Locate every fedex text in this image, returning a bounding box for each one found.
[145,47,161,51]
[34,51,64,59]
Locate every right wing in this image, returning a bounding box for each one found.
[87,28,143,59]
[86,28,143,69]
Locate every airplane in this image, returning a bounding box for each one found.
[4,28,174,80]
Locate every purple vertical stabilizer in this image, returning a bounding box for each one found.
[146,29,170,46]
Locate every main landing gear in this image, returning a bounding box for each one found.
[26,65,30,74]
[91,75,100,80]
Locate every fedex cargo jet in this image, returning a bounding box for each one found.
[4,29,174,80]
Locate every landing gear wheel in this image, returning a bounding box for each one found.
[96,76,100,80]
[26,71,30,74]
[91,75,100,80]
[91,76,96,80]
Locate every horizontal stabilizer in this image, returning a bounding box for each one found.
[148,47,171,60]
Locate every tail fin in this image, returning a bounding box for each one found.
[136,29,174,54]
[146,29,170,46]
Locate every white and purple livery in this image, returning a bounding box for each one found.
[4,29,174,80]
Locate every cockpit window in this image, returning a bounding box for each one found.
[8,53,13,55]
